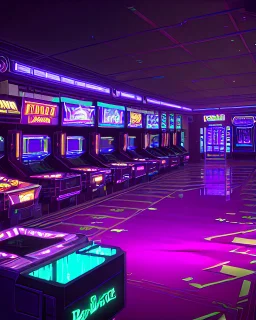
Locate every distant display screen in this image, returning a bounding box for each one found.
[149,134,160,148]
[161,113,167,129]
[100,137,115,153]
[128,136,136,150]
[127,111,143,128]
[176,115,182,130]
[66,136,84,158]
[22,99,59,126]
[232,115,255,127]
[62,102,95,126]
[146,114,159,129]
[169,114,175,130]
[22,135,50,162]
[98,102,125,128]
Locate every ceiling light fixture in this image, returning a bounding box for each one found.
[12,61,111,94]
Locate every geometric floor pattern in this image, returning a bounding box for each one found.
[24,162,256,319]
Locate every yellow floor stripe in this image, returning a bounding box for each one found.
[239,280,251,298]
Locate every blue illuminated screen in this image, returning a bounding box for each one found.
[146,114,159,129]
[98,102,125,128]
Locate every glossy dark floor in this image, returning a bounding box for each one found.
[25,162,256,320]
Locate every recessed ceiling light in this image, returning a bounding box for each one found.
[233,80,236,83]
[231,39,235,42]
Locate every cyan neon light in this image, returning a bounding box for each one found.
[52,97,93,106]
[12,62,111,94]
[97,101,125,111]
[72,288,116,320]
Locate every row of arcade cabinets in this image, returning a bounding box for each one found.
[0,95,189,227]
[200,114,256,160]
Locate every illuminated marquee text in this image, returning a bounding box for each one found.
[204,114,225,122]
[0,100,20,114]
[24,101,58,124]
[72,288,116,320]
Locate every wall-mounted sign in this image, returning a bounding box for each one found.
[22,99,59,125]
[204,114,225,122]
[0,96,21,123]
[232,115,255,127]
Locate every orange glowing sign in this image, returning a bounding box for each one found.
[22,100,59,125]
[19,190,35,203]
[0,183,12,192]
[94,175,103,183]
[128,111,142,128]
[0,100,20,115]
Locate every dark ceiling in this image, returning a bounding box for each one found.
[1,0,256,109]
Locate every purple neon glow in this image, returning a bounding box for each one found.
[13,62,111,94]
[147,98,161,105]
[120,91,142,101]
[147,98,191,111]
[56,190,81,201]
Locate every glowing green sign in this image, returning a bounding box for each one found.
[72,288,116,320]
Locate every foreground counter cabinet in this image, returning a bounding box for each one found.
[0,226,125,320]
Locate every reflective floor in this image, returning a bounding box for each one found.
[26,162,256,319]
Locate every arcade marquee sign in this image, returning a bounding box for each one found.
[0,97,21,123]
[203,114,225,122]
[22,100,59,125]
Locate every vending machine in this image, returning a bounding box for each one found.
[232,115,255,153]
[200,114,229,160]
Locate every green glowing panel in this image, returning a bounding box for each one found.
[29,248,106,284]
[72,288,116,320]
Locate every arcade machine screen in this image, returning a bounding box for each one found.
[127,111,143,128]
[161,113,167,129]
[62,101,95,127]
[100,137,115,154]
[146,114,159,130]
[22,135,51,163]
[149,134,160,148]
[127,136,136,150]
[169,114,175,130]
[176,115,182,130]
[98,102,125,128]
[66,136,84,158]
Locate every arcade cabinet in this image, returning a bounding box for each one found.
[8,98,82,214]
[90,102,147,188]
[0,226,125,320]
[55,133,109,199]
[232,115,255,156]
[200,114,228,160]
[122,134,159,179]
[143,112,170,171]
[53,98,113,198]
[0,96,41,228]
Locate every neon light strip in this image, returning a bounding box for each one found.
[147,98,192,111]
[13,62,111,94]
[120,91,142,101]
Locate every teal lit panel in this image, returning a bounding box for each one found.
[87,247,117,256]
[29,247,106,284]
